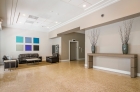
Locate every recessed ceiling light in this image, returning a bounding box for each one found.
[19,22,22,23]
[23,14,26,16]
[47,27,49,28]
[83,4,86,7]
[55,22,58,23]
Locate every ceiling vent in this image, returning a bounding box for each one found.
[25,20,34,24]
[28,15,38,19]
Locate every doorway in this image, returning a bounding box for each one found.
[69,41,79,61]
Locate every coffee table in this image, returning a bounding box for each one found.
[26,58,41,64]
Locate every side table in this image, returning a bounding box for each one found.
[4,60,16,71]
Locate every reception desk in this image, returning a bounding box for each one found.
[87,53,138,78]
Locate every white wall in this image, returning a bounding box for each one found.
[0,27,52,63]
[50,37,61,59]
[85,16,140,73]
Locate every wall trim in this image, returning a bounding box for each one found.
[60,59,69,62]
[42,59,46,61]
[85,64,88,68]
[137,73,140,77]
[49,0,120,31]
[78,58,85,60]
[84,64,140,76]
[0,63,3,65]
[93,66,130,75]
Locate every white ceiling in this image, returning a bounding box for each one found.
[0,0,120,32]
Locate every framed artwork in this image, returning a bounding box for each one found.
[25,45,32,51]
[33,38,39,44]
[16,45,24,51]
[33,45,39,51]
[16,36,23,43]
[25,37,32,43]
[16,36,40,51]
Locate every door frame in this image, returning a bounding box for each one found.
[69,40,79,61]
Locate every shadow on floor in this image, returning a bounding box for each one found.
[17,61,54,69]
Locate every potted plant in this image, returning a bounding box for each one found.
[87,28,100,53]
[119,19,133,54]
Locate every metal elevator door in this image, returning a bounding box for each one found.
[70,42,77,61]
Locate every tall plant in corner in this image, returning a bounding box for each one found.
[119,19,133,54]
[87,28,100,53]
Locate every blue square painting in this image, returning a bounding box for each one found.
[33,38,39,44]
[25,37,32,43]
[25,45,32,51]
[16,36,23,43]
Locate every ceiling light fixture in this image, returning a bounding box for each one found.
[55,22,58,23]
[19,22,22,23]
[83,4,86,7]
[47,27,49,28]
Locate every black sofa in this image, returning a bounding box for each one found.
[18,53,41,64]
[46,53,59,63]
[2,55,18,68]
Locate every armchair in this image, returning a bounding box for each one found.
[2,55,18,68]
[46,53,59,63]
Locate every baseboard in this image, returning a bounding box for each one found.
[137,73,140,76]
[85,64,88,68]
[60,60,69,62]
[93,66,130,75]
[84,64,140,76]
[0,62,3,65]
[42,59,46,61]
[78,58,85,60]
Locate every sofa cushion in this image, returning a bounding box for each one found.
[3,55,8,60]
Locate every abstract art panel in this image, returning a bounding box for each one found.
[25,45,32,51]
[33,38,39,44]
[16,45,24,51]
[25,37,32,43]
[16,36,23,43]
[33,45,39,51]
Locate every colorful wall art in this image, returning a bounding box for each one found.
[25,37,32,43]
[25,45,32,51]
[16,36,40,51]
[33,45,39,51]
[33,38,39,44]
[16,45,24,51]
[16,36,23,43]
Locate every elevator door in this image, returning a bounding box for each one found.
[70,42,77,61]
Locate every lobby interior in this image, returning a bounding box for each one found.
[0,0,140,92]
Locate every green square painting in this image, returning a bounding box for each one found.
[16,36,23,43]
[16,45,24,51]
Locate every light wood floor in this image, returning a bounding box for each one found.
[0,61,140,92]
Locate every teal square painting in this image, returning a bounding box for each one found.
[16,36,23,43]
[33,38,39,44]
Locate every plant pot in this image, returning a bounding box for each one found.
[91,45,95,53]
[122,43,128,54]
